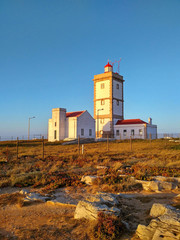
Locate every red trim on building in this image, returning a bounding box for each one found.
[66,111,85,118]
[104,62,112,68]
[116,119,147,125]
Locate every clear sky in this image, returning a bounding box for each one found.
[0,0,180,139]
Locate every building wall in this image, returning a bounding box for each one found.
[146,125,157,139]
[114,123,157,140]
[48,108,66,141]
[77,111,95,138]
[112,80,122,99]
[114,124,146,139]
[67,117,77,139]
[95,80,110,99]
[95,99,110,116]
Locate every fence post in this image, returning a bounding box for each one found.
[42,136,44,160]
[107,135,109,151]
[6,146,8,162]
[149,133,152,144]
[16,137,19,160]
[82,144,84,155]
[78,135,80,155]
[130,136,132,151]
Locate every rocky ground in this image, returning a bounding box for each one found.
[0,183,180,240]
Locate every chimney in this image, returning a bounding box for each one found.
[148,117,152,125]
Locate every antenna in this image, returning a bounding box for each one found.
[117,58,122,74]
[110,58,122,74]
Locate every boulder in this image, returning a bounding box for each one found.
[81,175,97,185]
[74,200,121,220]
[74,192,121,220]
[150,203,176,218]
[136,203,180,240]
[24,192,50,203]
[86,192,119,205]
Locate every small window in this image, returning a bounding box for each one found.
[81,129,84,136]
[101,83,104,89]
[123,129,127,136]
[100,119,104,124]
[116,130,119,136]
[54,130,57,139]
[116,84,119,89]
[55,122,56,127]
[139,129,143,136]
[89,129,92,136]
[101,99,105,105]
[117,100,119,106]
[131,129,134,136]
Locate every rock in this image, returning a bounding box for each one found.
[81,175,97,185]
[136,180,160,192]
[136,179,178,192]
[74,192,121,220]
[150,203,176,218]
[24,192,50,202]
[74,200,121,220]
[86,192,119,205]
[19,189,30,195]
[136,203,180,240]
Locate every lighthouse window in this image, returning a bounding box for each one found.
[101,100,105,105]
[54,130,57,140]
[101,83,105,89]
[100,119,104,124]
[117,100,119,106]
[116,84,119,89]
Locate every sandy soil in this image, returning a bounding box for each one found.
[0,187,179,240]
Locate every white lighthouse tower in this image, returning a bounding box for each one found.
[93,62,124,138]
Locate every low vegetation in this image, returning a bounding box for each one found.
[0,139,180,193]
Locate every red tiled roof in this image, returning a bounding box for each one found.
[116,119,147,125]
[104,62,112,68]
[66,111,85,118]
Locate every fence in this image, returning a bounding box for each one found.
[0,133,180,163]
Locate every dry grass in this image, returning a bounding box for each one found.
[0,139,180,192]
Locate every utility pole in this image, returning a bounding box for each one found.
[28,116,35,140]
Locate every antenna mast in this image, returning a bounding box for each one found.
[110,58,122,74]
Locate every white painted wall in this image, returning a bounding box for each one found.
[114,124,146,140]
[113,99,123,116]
[114,123,157,140]
[67,117,77,139]
[96,118,111,132]
[113,80,122,99]
[77,111,95,138]
[96,99,110,115]
[95,80,110,99]
[147,125,157,139]
[48,108,66,141]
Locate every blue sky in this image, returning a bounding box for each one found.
[0,0,180,138]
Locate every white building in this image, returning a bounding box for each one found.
[93,62,157,139]
[114,118,157,140]
[48,108,95,141]
[93,62,124,138]
[48,62,157,141]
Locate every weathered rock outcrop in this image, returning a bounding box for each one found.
[20,189,50,203]
[136,203,180,240]
[136,176,179,192]
[74,192,121,220]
